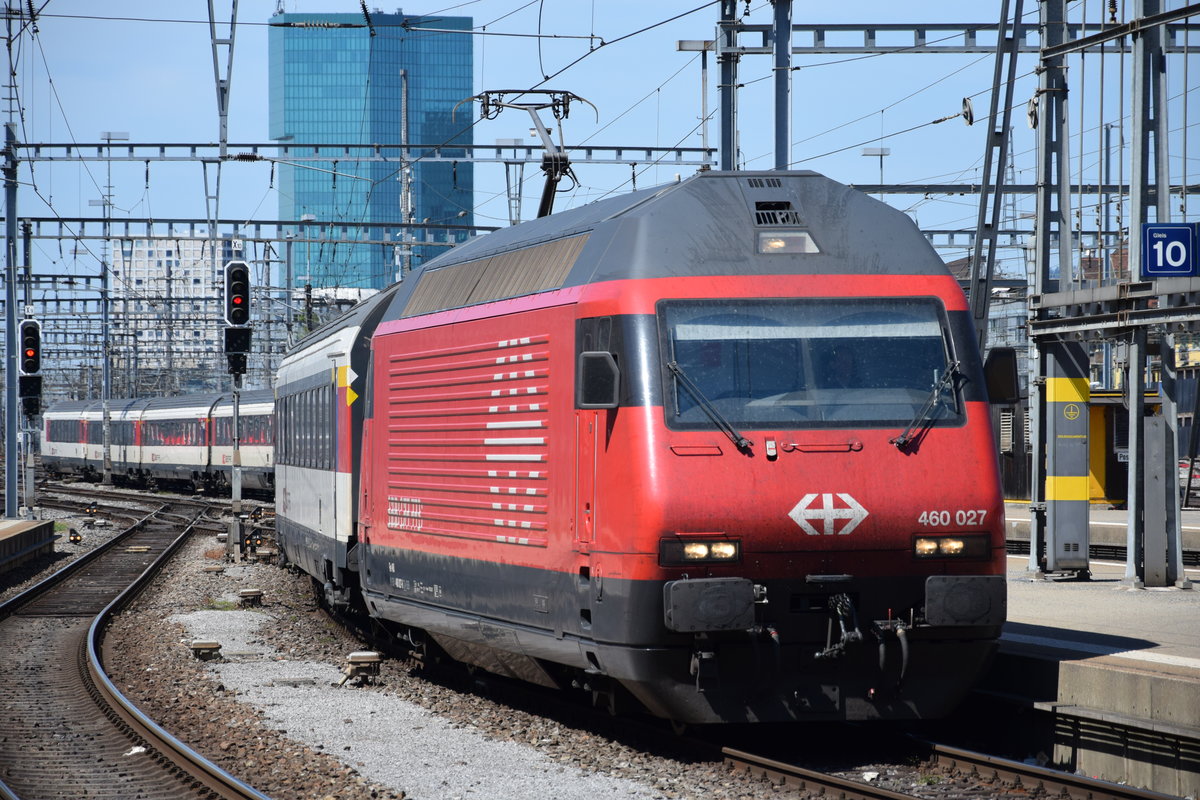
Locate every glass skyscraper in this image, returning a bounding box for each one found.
[269,10,473,289]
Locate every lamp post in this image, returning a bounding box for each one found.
[861,147,890,199]
[300,214,315,334]
[93,130,128,484]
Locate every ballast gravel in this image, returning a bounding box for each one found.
[103,529,792,800]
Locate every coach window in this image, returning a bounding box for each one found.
[113,420,133,446]
[306,389,316,468]
[295,391,304,465]
[277,397,288,464]
[323,383,334,469]
[283,397,291,464]
[242,415,269,446]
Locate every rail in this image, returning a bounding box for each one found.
[0,498,271,800]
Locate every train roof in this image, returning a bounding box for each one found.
[44,391,275,418]
[378,170,951,323]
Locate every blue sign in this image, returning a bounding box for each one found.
[1141,223,1198,278]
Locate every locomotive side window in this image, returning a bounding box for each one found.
[659,298,963,430]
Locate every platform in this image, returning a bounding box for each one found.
[0,518,58,576]
[975,554,1200,797]
[1005,500,1200,554]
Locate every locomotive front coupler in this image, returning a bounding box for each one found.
[812,592,863,661]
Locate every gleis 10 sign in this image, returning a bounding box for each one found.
[1141,223,1199,279]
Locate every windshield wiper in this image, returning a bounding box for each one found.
[890,361,960,450]
[667,360,753,452]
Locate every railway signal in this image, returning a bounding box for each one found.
[18,319,41,375]
[223,261,252,375]
[223,260,251,326]
[18,319,43,417]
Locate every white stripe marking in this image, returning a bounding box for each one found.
[1002,633,1200,669]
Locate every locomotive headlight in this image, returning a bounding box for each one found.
[660,537,741,566]
[913,534,990,559]
[939,537,965,555]
[709,541,739,559]
[914,537,940,557]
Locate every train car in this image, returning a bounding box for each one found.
[275,284,405,607]
[210,391,276,491]
[136,394,218,489]
[42,398,148,481]
[41,391,275,492]
[42,400,93,477]
[284,169,1016,725]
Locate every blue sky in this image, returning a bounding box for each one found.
[9,1,1196,283]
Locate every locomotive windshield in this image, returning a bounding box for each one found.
[660,297,962,430]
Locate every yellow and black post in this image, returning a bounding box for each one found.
[1044,340,1091,577]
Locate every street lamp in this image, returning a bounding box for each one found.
[96,131,128,483]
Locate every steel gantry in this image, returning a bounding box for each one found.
[686,2,1197,588]
[1025,0,1193,589]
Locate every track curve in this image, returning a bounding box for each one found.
[0,500,269,800]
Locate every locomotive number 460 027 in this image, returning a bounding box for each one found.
[918,509,989,527]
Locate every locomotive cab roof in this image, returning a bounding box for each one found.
[379,170,951,324]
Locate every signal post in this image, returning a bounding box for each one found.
[16,318,42,515]
[223,261,251,555]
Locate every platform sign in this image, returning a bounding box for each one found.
[1140,222,1198,278]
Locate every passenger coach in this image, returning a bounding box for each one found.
[42,391,274,491]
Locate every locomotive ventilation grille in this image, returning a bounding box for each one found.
[382,333,551,549]
[754,200,804,226]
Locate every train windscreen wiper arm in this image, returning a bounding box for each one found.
[890,360,960,450]
[667,361,753,452]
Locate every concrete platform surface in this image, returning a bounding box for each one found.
[1004,555,1200,666]
[989,556,1200,797]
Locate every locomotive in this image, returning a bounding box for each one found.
[275,170,1017,725]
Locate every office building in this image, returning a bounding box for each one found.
[111,236,245,393]
[269,9,474,289]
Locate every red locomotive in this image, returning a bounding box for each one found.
[276,170,1016,724]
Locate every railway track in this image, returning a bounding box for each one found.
[0,499,269,800]
[723,741,1184,800]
